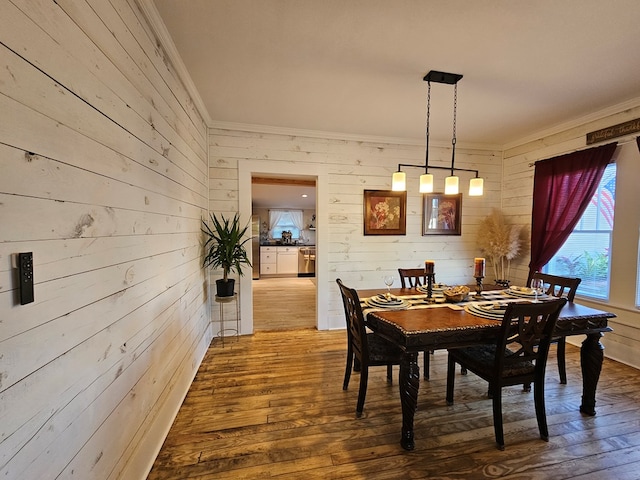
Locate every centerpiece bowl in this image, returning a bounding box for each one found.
[443,285,470,303]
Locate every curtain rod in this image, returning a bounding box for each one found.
[527,137,636,167]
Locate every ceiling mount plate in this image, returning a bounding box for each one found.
[423,70,463,84]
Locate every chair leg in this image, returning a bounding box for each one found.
[491,386,505,450]
[354,357,361,372]
[343,347,353,390]
[557,338,567,384]
[356,366,369,417]
[461,366,467,375]
[445,355,456,405]
[387,364,393,383]
[534,378,550,442]
[423,351,430,380]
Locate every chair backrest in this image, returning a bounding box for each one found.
[496,298,567,376]
[532,272,581,301]
[336,279,368,363]
[398,268,427,288]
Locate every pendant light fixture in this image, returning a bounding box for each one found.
[392,70,484,196]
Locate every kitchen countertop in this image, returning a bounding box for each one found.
[260,244,315,247]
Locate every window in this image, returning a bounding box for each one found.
[544,163,616,299]
[269,210,303,240]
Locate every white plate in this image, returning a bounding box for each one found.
[464,303,504,319]
[507,287,538,298]
[365,298,410,309]
[508,286,535,295]
[477,303,508,312]
[416,284,448,294]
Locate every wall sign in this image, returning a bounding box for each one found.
[586,118,640,144]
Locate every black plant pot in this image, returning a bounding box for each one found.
[215,278,235,297]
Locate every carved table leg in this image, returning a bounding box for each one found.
[580,332,605,416]
[399,352,420,450]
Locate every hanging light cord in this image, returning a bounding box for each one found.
[425,80,431,173]
[450,83,457,176]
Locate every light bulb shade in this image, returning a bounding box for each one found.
[392,171,406,191]
[419,174,434,193]
[469,177,484,196]
[444,176,459,194]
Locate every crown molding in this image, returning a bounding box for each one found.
[504,96,640,150]
[209,120,502,151]
[136,0,212,125]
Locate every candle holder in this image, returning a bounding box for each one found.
[474,276,484,299]
[426,273,436,303]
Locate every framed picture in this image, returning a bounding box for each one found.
[423,193,462,235]
[363,190,406,235]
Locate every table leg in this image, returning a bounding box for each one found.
[579,332,605,416]
[399,352,420,451]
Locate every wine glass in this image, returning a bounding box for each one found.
[530,278,544,303]
[383,275,394,297]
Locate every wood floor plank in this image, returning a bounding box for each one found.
[148,327,640,480]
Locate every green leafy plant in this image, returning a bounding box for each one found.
[554,254,583,277]
[578,251,609,281]
[202,213,252,282]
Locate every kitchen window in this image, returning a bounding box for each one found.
[269,209,304,240]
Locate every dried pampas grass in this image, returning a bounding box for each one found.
[477,209,528,282]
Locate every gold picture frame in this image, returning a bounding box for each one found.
[363,190,407,235]
[423,193,462,235]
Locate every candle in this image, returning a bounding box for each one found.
[424,260,435,275]
[474,257,485,277]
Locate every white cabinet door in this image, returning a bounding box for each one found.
[260,246,277,275]
[277,247,298,274]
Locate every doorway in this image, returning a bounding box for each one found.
[251,176,317,331]
[238,159,328,333]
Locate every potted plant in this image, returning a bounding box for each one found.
[476,209,528,286]
[202,212,252,297]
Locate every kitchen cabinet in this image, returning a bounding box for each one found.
[260,246,298,275]
[276,246,298,274]
[260,246,276,275]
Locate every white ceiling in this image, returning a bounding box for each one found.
[252,182,317,209]
[152,0,640,148]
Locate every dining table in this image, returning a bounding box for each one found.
[357,285,616,451]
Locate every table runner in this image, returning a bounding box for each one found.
[361,289,549,319]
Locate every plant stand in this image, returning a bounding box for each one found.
[214,293,239,346]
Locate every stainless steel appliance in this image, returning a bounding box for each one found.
[251,215,260,279]
[298,246,315,277]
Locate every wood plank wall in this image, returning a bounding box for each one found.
[502,103,640,370]
[0,1,209,478]
[209,128,503,329]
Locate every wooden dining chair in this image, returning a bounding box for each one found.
[397,268,427,288]
[337,279,403,417]
[531,272,581,384]
[446,298,567,450]
[398,268,432,380]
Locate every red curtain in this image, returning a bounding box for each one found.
[528,142,617,280]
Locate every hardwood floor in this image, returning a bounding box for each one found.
[252,276,316,331]
[148,327,640,479]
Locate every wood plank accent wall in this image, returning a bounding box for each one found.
[209,128,503,330]
[502,103,640,370]
[0,1,209,478]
